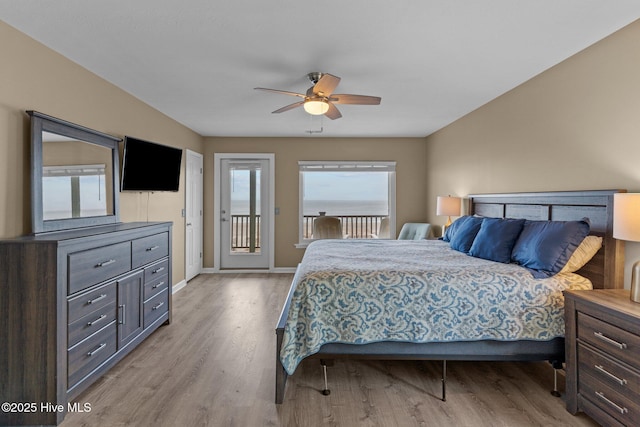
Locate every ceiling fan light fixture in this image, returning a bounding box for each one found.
[304,99,329,115]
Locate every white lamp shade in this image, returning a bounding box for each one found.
[436,196,462,216]
[613,193,640,242]
[304,100,329,115]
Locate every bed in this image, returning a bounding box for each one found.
[275,190,625,403]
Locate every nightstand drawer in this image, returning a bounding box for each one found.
[580,369,640,426]
[578,312,640,368]
[578,343,640,395]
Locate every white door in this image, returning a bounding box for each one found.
[219,157,271,269]
[185,150,203,281]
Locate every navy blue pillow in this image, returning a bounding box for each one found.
[469,217,525,263]
[449,216,483,253]
[511,219,590,278]
[442,215,471,242]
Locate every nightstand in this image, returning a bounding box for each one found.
[564,289,640,427]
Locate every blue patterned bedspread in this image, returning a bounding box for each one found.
[280,239,592,375]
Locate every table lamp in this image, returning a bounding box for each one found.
[613,193,640,302]
[436,196,462,229]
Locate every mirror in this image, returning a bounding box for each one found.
[29,111,121,234]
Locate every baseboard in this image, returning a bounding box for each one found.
[172,279,187,294]
[202,267,296,274]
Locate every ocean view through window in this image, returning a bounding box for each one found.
[298,161,396,244]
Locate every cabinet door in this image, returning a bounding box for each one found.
[117,270,143,348]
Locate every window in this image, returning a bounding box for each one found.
[298,161,396,245]
[42,164,107,220]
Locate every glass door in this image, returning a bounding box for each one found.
[219,159,270,269]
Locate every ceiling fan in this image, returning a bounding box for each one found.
[255,72,381,120]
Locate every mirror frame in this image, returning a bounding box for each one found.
[29,111,121,234]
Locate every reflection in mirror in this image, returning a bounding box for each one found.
[29,111,121,234]
[41,132,114,220]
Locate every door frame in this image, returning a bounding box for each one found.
[185,149,203,281]
[213,153,275,271]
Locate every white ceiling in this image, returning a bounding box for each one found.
[2,1,640,138]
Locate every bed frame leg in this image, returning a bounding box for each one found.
[275,329,288,404]
[441,360,447,402]
[550,360,562,397]
[551,367,561,397]
[320,359,331,396]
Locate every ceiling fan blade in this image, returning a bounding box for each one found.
[255,87,306,98]
[313,74,341,96]
[272,101,304,114]
[324,103,342,120]
[329,94,381,105]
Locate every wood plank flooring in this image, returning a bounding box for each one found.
[61,273,598,427]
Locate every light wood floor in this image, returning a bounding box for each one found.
[61,273,598,427]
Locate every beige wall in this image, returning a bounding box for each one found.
[0,21,204,287]
[204,137,428,268]
[425,19,640,288]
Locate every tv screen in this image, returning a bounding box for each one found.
[121,136,182,192]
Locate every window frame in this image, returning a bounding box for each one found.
[297,160,396,247]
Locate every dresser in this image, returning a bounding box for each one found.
[0,222,172,426]
[565,289,640,427]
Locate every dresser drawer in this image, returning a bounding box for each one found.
[132,232,169,268]
[68,323,117,389]
[144,274,169,301]
[68,281,117,324]
[580,369,640,426]
[578,343,640,395]
[68,302,117,348]
[68,242,132,293]
[144,258,169,283]
[578,312,640,368]
[144,290,169,329]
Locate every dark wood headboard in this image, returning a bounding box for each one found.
[468,190,626,290]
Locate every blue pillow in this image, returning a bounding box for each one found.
[449,216,483,253]
[511,219,590,278]
[469,217,525,263]
[442,215,470,242]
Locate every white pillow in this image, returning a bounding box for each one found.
[560,235,603,273]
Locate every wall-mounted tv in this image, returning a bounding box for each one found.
[121,136,182,192]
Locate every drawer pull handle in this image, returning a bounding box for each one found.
[119,304,126,325]
[96,259,116,268]
[594,331,628,350]
[595,391,628,415]
[152,267,165,274]
[147,245,160,252]
[152,302,165,311]
[594,364,628,386]
[87,294,107,305]
[87,343,107,357]
[87,314,107,327]
[152,281,166,289]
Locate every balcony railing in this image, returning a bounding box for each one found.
[302,215,388,239]
[230,214,389,249]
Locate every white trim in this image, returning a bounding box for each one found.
[298,160,396,172]
[214,153,275,271]
[172,279,187,294]
[298,161,397,244]
[185,149,204,282]
[202,267,296,274]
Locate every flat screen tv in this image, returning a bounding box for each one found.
[121,136,182,192]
